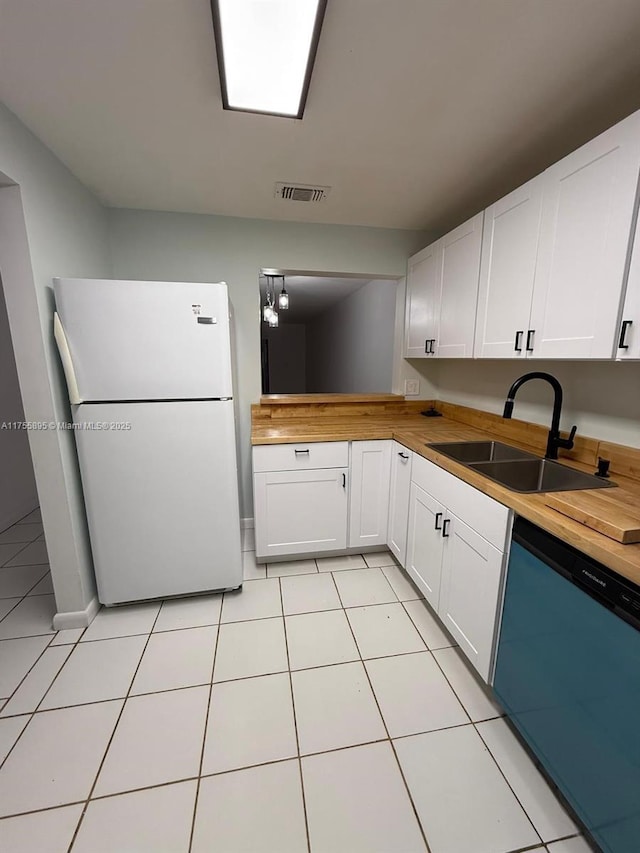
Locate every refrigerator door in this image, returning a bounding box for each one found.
[53,278,233,402]
[73,400,242,604]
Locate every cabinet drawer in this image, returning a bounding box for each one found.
[253,441,349,473]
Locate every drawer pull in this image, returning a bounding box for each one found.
[434,512,443,531]
[294,448,310,455]
[442,518,451,538]
[398,452,409,460]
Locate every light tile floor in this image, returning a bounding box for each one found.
[0,513,591,852]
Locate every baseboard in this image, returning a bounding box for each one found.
[52,595,100,630]
[241,517,254,530]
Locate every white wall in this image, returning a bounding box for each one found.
[424,359,640,448]
[306,279,397,393]
[0,103,111,620]
[108,208,430,516]
[263,323,306,393]
[0,276,38,530]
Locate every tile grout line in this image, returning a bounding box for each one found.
[6,721,553,826]
[0,645,466,721]
[66,604,164,852]
[330,569,433,853]
[0,599,65,767]
[187,603,222,852]
[0,539,37,570]
[278,576,312,853]
[473,721,551,849]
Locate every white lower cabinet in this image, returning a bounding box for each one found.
[405,482,445,609]
[253,467,348,559]
[387,443,413,565]
[438,513,506,680]
[349,440,392,548]
[253,440,510,682]
[405,454,510,682]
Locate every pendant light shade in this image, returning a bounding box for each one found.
[278,276,289,310]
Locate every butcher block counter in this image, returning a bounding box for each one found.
[252,395,640,587]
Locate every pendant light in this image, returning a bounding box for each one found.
[278,276,289,310]
[262,275,274,322]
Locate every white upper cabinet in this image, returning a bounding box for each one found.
[404,241,442,358]
[617,212,640,360]
[528,111,640,359]
[404,212,483,359]
[474,177,544,359]
[436,212,484,358]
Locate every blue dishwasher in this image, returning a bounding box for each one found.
[493,517,640,853]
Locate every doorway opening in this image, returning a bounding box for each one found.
[259,270,399,395]
[0,271,48,602]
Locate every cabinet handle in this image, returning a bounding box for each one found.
[442,518,451,538]
[294,448,310,455]
[619,320,632,350]
[424,339,430,354]
[430,338,437,355]
[342,472,346,489]
[526,330,535,352]
[398,452,409,460]
[434,512,443,531]
[514,330,523,352]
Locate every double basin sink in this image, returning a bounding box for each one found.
[428,441,616,494]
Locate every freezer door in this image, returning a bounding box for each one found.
[53,278,233,401]
[73,400,242,604]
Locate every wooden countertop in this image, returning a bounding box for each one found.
[251,404,640,588]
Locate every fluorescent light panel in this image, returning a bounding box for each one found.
[213,0,326,118]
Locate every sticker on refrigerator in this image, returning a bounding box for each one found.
[191,304,202,315]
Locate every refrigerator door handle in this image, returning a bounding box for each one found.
[53,312,82,404]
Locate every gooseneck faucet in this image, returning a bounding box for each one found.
[502,372,577,460]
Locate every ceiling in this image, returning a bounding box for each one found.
[2,1,640,232]
[259,275,371,323]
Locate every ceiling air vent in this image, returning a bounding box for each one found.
[275,182,330,203]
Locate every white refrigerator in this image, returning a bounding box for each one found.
[53,277,243,605]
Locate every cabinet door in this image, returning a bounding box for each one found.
[254,468,348,559]
[529,111,640,359]
[405,483,445,609]
[435,212,483,358]
[349,440,392,548]
[438,513,505,682]
[474,177,543,359]
[617,213,640,360]
[404,240,442,358]
[387,444,412,566]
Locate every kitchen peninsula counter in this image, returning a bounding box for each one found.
[251,395,640,586]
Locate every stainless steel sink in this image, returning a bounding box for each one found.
[429,440,538,464]
[468,458,615,493]
[428,440,616,493]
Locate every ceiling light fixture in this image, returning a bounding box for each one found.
[278,276,289,310]
[211,0,327,118]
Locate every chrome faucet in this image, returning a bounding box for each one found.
[502,372,577,460]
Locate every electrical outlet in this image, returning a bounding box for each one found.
[404,379,420,396]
